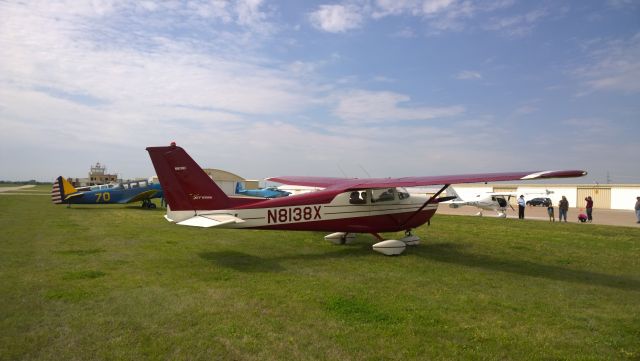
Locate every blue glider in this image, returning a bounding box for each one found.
[52,176,163,208]
[235,182,290,199]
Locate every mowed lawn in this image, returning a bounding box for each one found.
[1,186,639,361]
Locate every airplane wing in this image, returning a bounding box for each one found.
[268,170,587,191]
[176,214,246,228]
[124,190,159,203]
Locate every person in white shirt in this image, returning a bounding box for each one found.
[518,195,526,219]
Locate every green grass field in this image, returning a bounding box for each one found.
[1,186,639,360]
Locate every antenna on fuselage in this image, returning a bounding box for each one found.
[337,163,348,177]
[358,164,371,178]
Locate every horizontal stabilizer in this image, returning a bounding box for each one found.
[176,214,245,228]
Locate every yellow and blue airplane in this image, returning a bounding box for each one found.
[51,176,163,208]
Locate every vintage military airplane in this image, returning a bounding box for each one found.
[51,176,163,208]
[235,182,291,198]
[146,143,586,255]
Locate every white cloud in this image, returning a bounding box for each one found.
[514,105,537,115]
[308,4,364,33]
[0,1,312,115]
[333,90,465,123]
[372,0,419,18]
[311,0,520,34]
[573,33,640,94]
[422,0,456,15]
[607,0,637,8]
[455,70,482,80]
[484,7,550,36]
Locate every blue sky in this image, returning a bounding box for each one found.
[0,0,638,183]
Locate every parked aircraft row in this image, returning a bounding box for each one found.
[53,143,587,255]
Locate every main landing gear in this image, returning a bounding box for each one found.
[141,199,157,209]
[324,230,421,256]
[324,232,356,245]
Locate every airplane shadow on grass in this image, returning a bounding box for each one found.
[199,241,640,292]
[198,243,370,273]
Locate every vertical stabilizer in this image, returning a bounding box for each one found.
[51,176,77,204]
[146,144,230,211]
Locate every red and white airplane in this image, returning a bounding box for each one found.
[146,143,586,255]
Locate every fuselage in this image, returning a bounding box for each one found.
[53,180,163,205]
[167,187,438,233]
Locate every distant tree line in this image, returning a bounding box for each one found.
[0,180,52,185]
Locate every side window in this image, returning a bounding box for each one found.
[123,183,130,189]
[372,188,395,203]
[139,181,147,187]
[348,190,368,205]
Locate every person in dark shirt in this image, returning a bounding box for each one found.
[558,196,569,223]
[585,196,594,222]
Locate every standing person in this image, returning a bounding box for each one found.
[559,196,569,223]
[547,199,555,222]
[517,195,526,219]
[585,196,594,222]
[635,196,640,224]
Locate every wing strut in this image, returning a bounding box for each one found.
[403,184,450,226]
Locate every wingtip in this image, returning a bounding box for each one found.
[521,170,588,180]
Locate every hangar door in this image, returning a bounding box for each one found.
[493,187,518,206]
[577,187,610,209]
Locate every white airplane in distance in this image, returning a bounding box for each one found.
[445,187,554,217]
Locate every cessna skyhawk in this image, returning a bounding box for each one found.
[146,143,586,255]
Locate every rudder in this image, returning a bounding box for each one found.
[51,176,77,204]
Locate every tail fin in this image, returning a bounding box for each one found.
[146,144,230,211]
[51,176,78,204]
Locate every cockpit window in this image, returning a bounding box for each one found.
[348,190,368,205]
[372,188,395,203]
